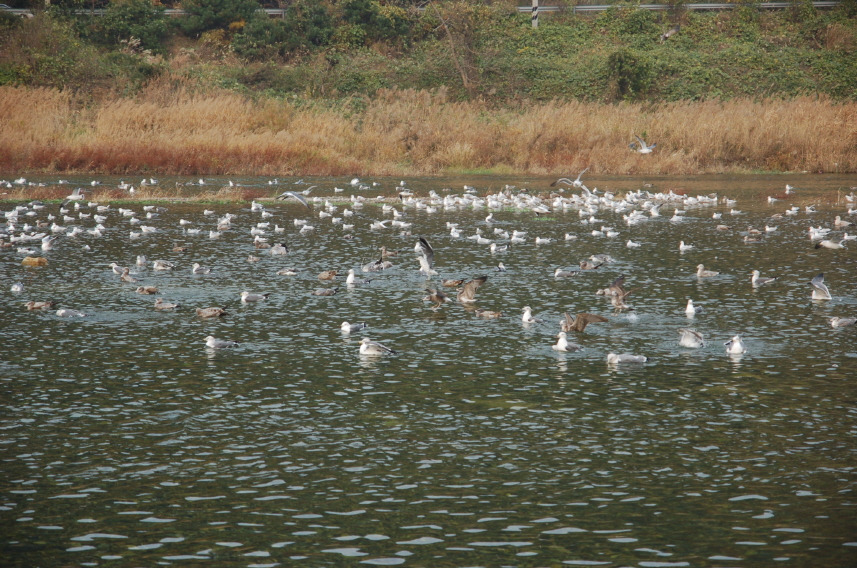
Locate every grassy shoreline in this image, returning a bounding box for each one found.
[3,85,857,177]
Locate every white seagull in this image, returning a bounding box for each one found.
[341,321,368,334]
[521,306,541,324]
[724,335,746,354]
[696,264,719,278]
[359,337,397,356]
[630,134,656,154]
[415,236,437,276]
[678,328,705,348]
[607,352,648,364]
[205,335,238,349]
[750,270,776,287]
[810,273,832,300]
[241,291,270,303]
[552,332,579,352]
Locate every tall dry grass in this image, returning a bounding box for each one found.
[1,83,855,176]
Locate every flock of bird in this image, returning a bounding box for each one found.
[3,171,856,364]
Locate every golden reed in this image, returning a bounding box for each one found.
[1,84,855,176]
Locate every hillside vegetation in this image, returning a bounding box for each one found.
[1,0,856,175]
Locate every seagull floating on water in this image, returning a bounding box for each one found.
[830,316,856,328]
[678,328,705,348]
[205,335,238,349]
[607,352,648,364]
[552,332,580,352]
[696,264,719,278]
[196,307,226,318]
[241,291,270,303]
[810,273,832,300]
[724,335,746,354]
[341,321,368,334]
[750,270,776,287]
[359,337,397,356]
[56,308,86,317]
[685,299,699,317]
[154,298,179,310]
[521,306,541,324]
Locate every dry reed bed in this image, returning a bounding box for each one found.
[1,85,855,176]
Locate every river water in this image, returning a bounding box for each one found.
[2,174,856,567]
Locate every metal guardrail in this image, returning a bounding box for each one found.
[0,2,841,18]
[521,1,841,11]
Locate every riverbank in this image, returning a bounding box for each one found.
[3,85,856,177]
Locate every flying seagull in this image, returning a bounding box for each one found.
[630,134,656,154]
[561,312,608,333]
[416,237,437,276]
[276,191,311,208]
[457,275,488,304]
[551,167,589,190]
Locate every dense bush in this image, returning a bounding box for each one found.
[180,0,260,37]
[607,48,651,100]
[93,0,168,53]
[0,13,108,89]
[232,1,333,61]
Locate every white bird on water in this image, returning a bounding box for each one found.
[678,328,705,348]
[205,335,238,349]
[359,337,397,356]
[724,335,746,354]
[552,332,579,352]
[679,241,694,252]
[341,321,368,334]
[750,270,776,287]
[607,352,648,364]
[56,308,86,317]
[810,273,832,300]
[521,306,540,324]
[241,291,270,303]
[685,299,699,317]
[696,264,719,278]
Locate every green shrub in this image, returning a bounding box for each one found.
[180,0,260,37]
[0,13,109,89]
[232,15,294,60]
[93,0,168,53]
[607,48,651,100]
